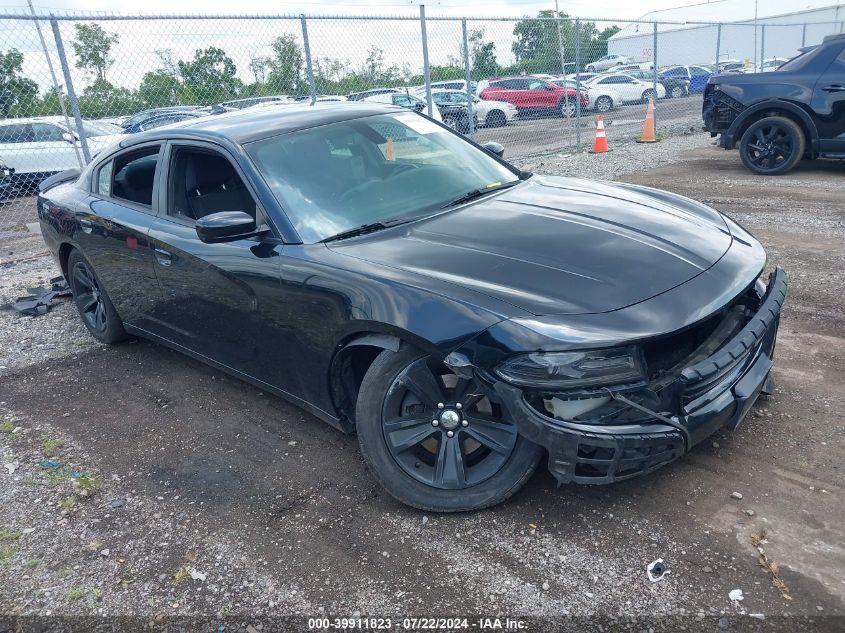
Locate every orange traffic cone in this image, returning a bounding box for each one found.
[637,98,657,143]
[589,115,610,153]
[386,137,395,160]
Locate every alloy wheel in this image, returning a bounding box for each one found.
[670,85,684,98]
[560,99,576,118]
[72,260,107,333]
[381,357,518,490]
[745,124,795,172]
[596,96,612,112]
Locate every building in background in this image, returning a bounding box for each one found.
[608,0,844,67]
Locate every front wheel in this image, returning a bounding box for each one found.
[594,95,613,113]
[559,98,576,118]
[739,116,805,175]
[670,85,685,99]
[641,89,657,103]
[356,347,543,512]
[485,110,507,127]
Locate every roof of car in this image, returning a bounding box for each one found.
[119,101,404,147]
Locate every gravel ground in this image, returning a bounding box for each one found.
[0,134,843,633]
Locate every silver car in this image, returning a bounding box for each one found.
[585,54,631,73]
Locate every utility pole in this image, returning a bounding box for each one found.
[554,0,566,74]
[753,0,758,71]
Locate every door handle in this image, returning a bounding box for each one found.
[822,84,845,92]
[154,248,173,267]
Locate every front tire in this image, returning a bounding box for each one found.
[485,110,507,127]
[356,347,542,512]
[558,98,576,118]
[739,116,805,175]
[641,89,656,103]
[595,95,613,113]
[670,85,685,99]
[67,249,128,344]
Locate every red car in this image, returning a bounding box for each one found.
[479,76,588,117]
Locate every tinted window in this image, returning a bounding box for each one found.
[168,148,256,222]
[112,146,161,207]
[96,161,113,196]
[527,79,547,90]
[32,123,67,142]
[0,124,33,144]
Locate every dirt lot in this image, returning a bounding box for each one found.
[1,138,843,632]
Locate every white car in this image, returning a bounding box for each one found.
[585,54,631,73]
[411,79,478,95]
[565,72,600,83]
[359,92,444,122]
[743,57,789,73]
[551,79,619,113]
[614,62,654,73]
[429,89,516,127]
[0,116,123,189]
[584,73,666,105]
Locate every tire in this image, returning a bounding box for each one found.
[595,95,613,113]
[558,98,576,118]
[739,116,805,176]
[641,89,656,103]
[670,85,685,99]
[485,110,507,127]
[356,346,543,512]
[67,249,128,344]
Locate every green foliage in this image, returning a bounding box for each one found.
[79,80,140,118]
[42,436,63,458]
[72,23,120,83]
[469,28,499,78]
[0,419,15,434]
[67,587,85,601]
[178,47,242,105]
[1,49,39,117]
[0,529,21,540]
[266,35,303,93]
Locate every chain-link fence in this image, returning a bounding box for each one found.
[1,9,843,248]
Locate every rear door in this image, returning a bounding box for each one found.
[80,143,164,328]
[527,78,555,108]
[813,46,845,152]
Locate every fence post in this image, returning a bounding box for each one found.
[29,1,82,169]
[653,22,658,133]
[575,18,581,152]
[50,16,90,164]
[801,24,806,47]
[419,4,432,117]
[300,15,316,105]
[715,23,722,66]
[461,19,475,138]
[760,25,766,67]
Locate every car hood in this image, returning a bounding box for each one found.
[330,176,733,316]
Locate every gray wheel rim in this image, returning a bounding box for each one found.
[72,261,107,333]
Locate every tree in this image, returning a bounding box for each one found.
[248,56,271,84]
[138,49,181,107]
[78,79,139,117]
[511,10,615,73]
[0,48,39,117]
[72,23,119,83]
[178,47,242,104]
[266,35,303,93]
[468,28,498,78]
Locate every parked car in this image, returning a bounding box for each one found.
[347,88,401,102]
[213,96,292,113]
[123,111,207,134]
[565,72,600,83]
[742,57,790,73]
[585,54,631,73]
[0,157,15,200]
[479,76,588,118]
[659,65,714,93]
[614,62,654,73]
[37,101,787,511]
[583,73,666,105]
[549,79,617,113]
[412,79,478,95]
[703,33,845,175]
[0,116,122,191]
[624,69,689,99]
[120,107,200,130]
[430,89,516,127]
[716,59,746,73]
[359,92,445,124]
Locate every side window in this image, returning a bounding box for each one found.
[0,124,33,144]
[528,79,547,90]
[31,123,67,142]
[112,146,161,207]
[169,148,257,222]
[96,160,113,196]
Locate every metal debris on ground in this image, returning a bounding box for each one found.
[729,588,745,614]
[646,558,669,582]
[1,276,71,316]
[751,528,793,601]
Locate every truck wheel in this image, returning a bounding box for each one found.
[739,116,805,175]
[355,346,542,512]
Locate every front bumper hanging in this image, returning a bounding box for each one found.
[490,268,788,485]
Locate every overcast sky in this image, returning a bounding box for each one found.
[1,1,703,95]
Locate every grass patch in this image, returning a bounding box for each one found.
[0,419,15,434]
[0,546,17,562]
[42,436,64,458]
[118,561,134,583]
[92,588,103,601]
[26,559,39,569]
[75,474,103,498]
[67,588,85,601]
[174,567,189,584]
[0,529,21,541]
[60,496,77,513]
[58,566,73,578]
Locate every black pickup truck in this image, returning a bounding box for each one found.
[703,32,845,175]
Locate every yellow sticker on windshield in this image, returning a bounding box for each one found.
[486,182,502,188]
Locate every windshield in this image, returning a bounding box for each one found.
[246,112,518,243]
[65,120,122,137]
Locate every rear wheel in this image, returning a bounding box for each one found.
[670,85,685,99]
[67,249,128,344]
[356,346,542,512]
[485,110,507,127]
[641,89,657,103]
[595,95,613,113]
[739,116,805,175]
[559,98,576,118]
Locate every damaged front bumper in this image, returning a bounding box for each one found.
[487,268,788,485]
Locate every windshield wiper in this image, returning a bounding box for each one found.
[321,216,417,243]
[439,180,521,209]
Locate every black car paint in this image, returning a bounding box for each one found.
[38,102,783,486]
[703,33,845,154]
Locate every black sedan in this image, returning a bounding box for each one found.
[37,103,787,511]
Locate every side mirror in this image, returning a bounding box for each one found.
[195,211,256,243]
[482,141,505,158]
[61,132,76,144]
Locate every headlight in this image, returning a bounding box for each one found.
[494,346,645,390]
